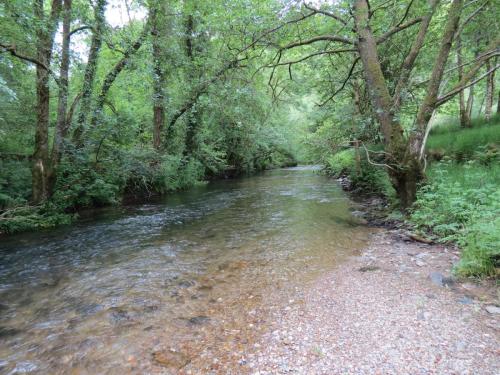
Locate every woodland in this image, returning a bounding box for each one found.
[0,0,499,275]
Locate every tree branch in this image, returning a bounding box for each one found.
[319,57,360,106]
[266,48,356,67]
[436,63,499,106]
[0,42,61,86]
[303,3,349,26]
[395,0,415,28]
[281,34,355,50]
[376,17,423,44]
[69,25,93,37]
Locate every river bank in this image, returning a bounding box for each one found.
[144,193,499,374]
[248,229,499,374]
[175,228,499,374]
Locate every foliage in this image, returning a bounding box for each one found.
[0,204,74,235]
[324,148,395,199]
[410,161,500,277]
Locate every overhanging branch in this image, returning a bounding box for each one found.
[0,42,61,86]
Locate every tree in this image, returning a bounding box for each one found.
[73,0,107,145]
[48,0,72,194]
[149,0,169,150]
[266,0,499,209]
[32,0,62,203]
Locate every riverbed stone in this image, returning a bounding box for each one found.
[358,265,380,272]
[484,305,500,314]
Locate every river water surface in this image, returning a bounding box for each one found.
[0,167,371,374]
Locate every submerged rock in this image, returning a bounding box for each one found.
[153,350,190,369]
[429,272,454,287]
[0,326,22,338]
[107,307,132,324]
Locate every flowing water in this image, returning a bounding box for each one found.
[0,167,371,374]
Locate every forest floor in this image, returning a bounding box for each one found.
[243,228,500,374]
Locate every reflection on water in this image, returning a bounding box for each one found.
[0,167,370,374]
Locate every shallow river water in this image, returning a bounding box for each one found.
[0,167,371,374]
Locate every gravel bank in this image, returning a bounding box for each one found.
[245,229,499,375]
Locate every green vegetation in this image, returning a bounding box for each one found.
[324,149,395,199]
[427,115,500,162]
[322,117,499,277]
[411,161,499,277]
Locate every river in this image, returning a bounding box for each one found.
[0,167,371,374]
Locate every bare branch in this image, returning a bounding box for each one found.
[319,57,360,106]
[239,11,317,54]
[361,142,396,171]
[395,0,415,28]
[415,50,500,86]
[458,0,488,33]
[266,48,356,67]
[0,42,61,86]
[69,25,93,37]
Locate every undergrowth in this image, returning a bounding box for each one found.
[410,161,499,277]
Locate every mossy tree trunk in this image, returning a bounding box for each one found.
[48,0,72,195]
[353,0,464,210]
[32,0,62,204]
[150,1,169,151]
[72,0,106,145]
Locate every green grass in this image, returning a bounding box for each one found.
[426,115,500,162]
[430,113,500,134]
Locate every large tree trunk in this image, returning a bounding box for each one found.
[398,0,463,207]
[48,0,71,195]
[392,0,439,112]
[412,0,463,155]
[72,0,106,144]
[150,4,167,151]
[32,0,62,204]
[354,0,463,210]
[353,0,414,209]
[484,58,495,120]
